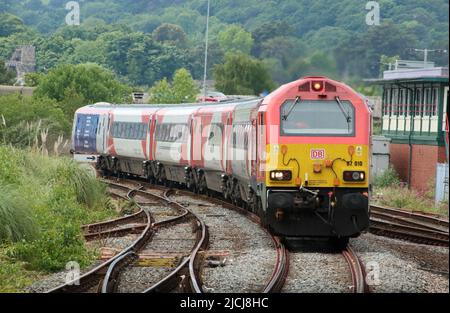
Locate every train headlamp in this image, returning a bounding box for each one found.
[343,171,365,182]
[270,170,292,181]
[312,81,324,92]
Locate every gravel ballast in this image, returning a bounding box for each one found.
[169,193,277,293]
[283,252,353,293]
[351,233,448,293]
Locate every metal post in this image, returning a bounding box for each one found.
[202,0,211,101]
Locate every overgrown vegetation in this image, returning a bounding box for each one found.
[373,167,400,188]
[372,168,448,216]
[0,146,117,291]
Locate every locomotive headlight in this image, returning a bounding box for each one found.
[270,170,292,181]
[312,81,324,92]
[343,171,366,182]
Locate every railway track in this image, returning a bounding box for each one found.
[49,176,289,293]
[82,184,149,241]
[49,175,381,293]
[180,190,289,293]
[47,180,206,293]
[99,183,208,293]
[370,205,449,246]
[282,245,368,293]
[47,183,154,293]
[107,177,290,293]
[341,246,368,293]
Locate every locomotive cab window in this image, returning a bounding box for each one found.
[280,99,355,136]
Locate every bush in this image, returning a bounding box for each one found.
[0,94,70,148]
[149,68,198,104]
[34,63,131,117]
[374,186,448,216]
[53,159,107,209]
[0,146,117,273]
[214,52,275,95]
[373,166,400,188]
[0,186,37,243]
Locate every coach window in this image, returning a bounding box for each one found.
[208,124,223,146]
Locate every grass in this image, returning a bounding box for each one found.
[0,185,37,242]
[372,168,449,217]
[0,145,118,292]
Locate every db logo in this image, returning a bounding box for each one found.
[310,149,325,160]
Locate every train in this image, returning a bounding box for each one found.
[72,76,371,244]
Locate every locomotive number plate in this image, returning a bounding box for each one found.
[310,149,325,160]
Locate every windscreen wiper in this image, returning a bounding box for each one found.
[335,96,352,131]
[282,96,300,121]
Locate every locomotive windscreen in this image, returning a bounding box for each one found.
[280,100,355,136]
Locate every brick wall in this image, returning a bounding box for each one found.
[390,143,445,191]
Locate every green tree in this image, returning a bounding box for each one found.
[260,36,308,68]
[152,23,187,47]
[334,22,418,78]
[0,13,26,37]
[149,78,174,104]
[172,68,198,103]
[379,55,400,76]
[0,94,70,145]
[24,72,43,87]
[34,35,74,71]
[34,63,131,118]
[148,68,198,104]
[218,25,254,55]
[251,21,294,57]
[214,52,275,95]
[0,60,15,85]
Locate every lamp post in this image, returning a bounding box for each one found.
[202,0,211,101]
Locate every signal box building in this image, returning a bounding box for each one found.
[371,64,449,191]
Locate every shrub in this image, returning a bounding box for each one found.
[0,94,70,148]
[0,146,117,273]
[374,186,448,216]
[373,166,400,188]
[0,185,37,243]
[53,159,107,209]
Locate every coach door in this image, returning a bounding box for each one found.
[96,113,108,154]
[257,112,266,183]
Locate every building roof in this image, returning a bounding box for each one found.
[365,66,449,85]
